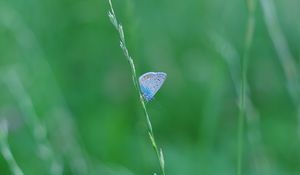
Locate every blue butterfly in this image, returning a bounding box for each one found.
[139,72,167,102]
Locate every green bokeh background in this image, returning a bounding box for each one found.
[1,0,300,174]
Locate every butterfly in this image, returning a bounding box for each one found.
[139,72,167,102]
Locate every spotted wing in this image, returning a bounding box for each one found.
[139,72,167,101]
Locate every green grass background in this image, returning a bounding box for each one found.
[1,0,300,174]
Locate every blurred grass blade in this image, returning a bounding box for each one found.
[237,0,257,174]
[259,0,300,135]
[212,33,271,174]
[0,120,25,175]
[0,5,90,174]
[3,68,63,175]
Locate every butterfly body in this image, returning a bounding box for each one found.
[139,72,167,102]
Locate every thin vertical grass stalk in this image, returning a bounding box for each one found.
[0,120,25,175]
[259,0,300,135]
[237,0,256,175]
[212,33,270,174]
[108,1,166,174]
[2,69,63,175]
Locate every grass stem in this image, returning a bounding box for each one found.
[237,0,256,175]
[108,1,166,175]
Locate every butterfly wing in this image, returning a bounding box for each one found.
[139,72,167,101]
